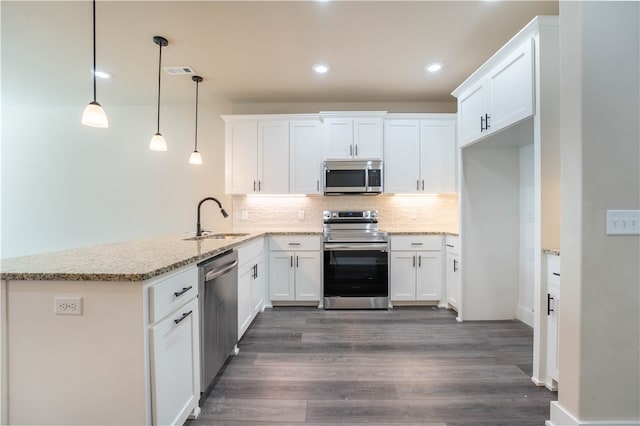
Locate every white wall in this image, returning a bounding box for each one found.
[1,102,232,259]
[554,1,639,423]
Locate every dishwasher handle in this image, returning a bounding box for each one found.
[204,259,239,282]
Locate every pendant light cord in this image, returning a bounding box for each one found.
[194,80,199,151]
[92,0,97,103]
[156,42,162,134]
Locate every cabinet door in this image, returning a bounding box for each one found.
[416,252,442,301]
[384,120,420,194]
[251,258,265,315]
[294,251,321,301]
[487,38,534,133]
[353,118,383,158]
[446,253,460,309]
[324,118,353,159]
[225,121,258,194]
[290,120,323,194]
[238,262,254,337]
[457,80,487,147]
[390,252,417,300]
[269,251,295,301]
[258,121,290,194]
[150,298,200,426]
[420,119,457,194]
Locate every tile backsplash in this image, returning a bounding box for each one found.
[232,194,459,233]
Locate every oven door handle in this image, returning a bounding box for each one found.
[324,243,388,251]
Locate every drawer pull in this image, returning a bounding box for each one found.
[174,310,193,325]
[552,272,560,276]
[411,242,423,246]
[547,294,554,316]
[173,286,192,298]
[446,244,454,248]
[288,242,301,246]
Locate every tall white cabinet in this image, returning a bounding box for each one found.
[452,16,560,388]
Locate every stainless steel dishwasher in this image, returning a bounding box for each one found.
[198,249,238,401]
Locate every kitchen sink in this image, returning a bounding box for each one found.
[183,233,249,241]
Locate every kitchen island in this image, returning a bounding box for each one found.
[1,228,454,425]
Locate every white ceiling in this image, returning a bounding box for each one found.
[2,1,559,107]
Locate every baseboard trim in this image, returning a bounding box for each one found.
[517,304,534,327]
[547,401,640,426]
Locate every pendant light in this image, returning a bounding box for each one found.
[189,75,203,165]
[81,0,108,128]
[149,36,168,151]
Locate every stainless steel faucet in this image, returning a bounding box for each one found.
[196,197,229,236]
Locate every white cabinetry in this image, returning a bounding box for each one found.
[545,253,560,390]
[444,235,461,310]
[224,119,289,194]
[390,235,443,302]
[384,116,457,194]
[290,120,323,194]
[456,38,535,147]
[322,114,384,160]
[237,238,266,338]
[269,235,321,302]
[148,266,201,426]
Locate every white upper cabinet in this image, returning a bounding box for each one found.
[224,119,289,194]
[225,120,259,194]
[224,115,325,195]
[383,120,421,193]
[384,116,457,194]
[323,115,384,160]
[258,121,290,194]
[454,37,535,147]
[290,120,323,194]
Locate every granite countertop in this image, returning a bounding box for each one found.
[0,228,455,282]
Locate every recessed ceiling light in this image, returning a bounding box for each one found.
[313,63,330,74]
[93,70,112,79]
[425,63,444,73]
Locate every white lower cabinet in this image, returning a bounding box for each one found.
[269,235,321,302]
[148,266,201,426]
[545,253,560,390]
[445,235,461,310]
[390,236,443,302]
[237,238,266,338]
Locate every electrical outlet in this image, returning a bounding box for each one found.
[298,210,305,220]
[241,210,249,220]
[606,210,640,235]
[55,296,83,315]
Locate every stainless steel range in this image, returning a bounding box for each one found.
[323,210,389,309]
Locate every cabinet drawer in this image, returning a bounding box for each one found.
[238,238,264,266]
[149,267,198,323]
[270,235,320,251]
[547,254,561,287]
[445,235,459,255]
[391,235,442,251]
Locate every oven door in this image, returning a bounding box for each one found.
[323,243,388,298]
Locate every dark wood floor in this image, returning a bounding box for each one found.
[189,307,557,425]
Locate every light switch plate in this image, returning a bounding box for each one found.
[606,210,640,235]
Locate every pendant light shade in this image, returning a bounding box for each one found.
[82,0,108,128]
[150,36,168,151]
[189,151,203,165]
[189,75,203,165]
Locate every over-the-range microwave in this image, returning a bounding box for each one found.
[323,159,383,195]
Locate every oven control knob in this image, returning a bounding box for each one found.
[371,211,378,218]
[331,212,338,218]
